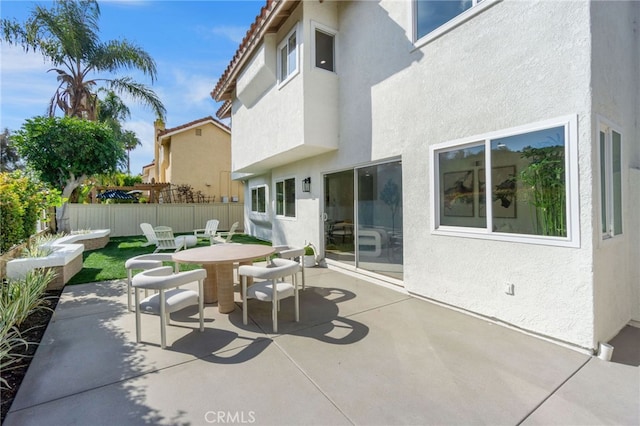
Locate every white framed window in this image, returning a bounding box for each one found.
[598,120,622,239]
[413,0,498,46]
[312,22,336,72]
[251,186,266,213]
[277,25,299,85]
[430,115,579,247]
[275,177,296,218]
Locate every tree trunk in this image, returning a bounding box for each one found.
[56,174,86,233]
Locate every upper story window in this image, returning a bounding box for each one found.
[313,23,336,72]
[275,177,296,218]
[414,0,492,43]
[430,115,579,247]
[251,186,266,213]
[278,25,299,84]
[599,120,623,239]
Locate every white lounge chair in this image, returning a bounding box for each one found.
[194,219,220,244]
[140,223,158,247]
[211,221,239,244]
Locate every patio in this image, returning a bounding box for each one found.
[4,265,638,425]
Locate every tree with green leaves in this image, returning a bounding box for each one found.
[0,0,165,120]
[121,130,142,174]
[12,116,124,232]
[0,128,23,172]
[96,90,142,174]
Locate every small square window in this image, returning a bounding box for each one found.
[315,29,335,72]
[278,26,298,83]
[251,186,266,213]
[599,122,622,238]
[195,129,202,136]
[276,177,296,217]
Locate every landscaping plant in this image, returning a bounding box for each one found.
[0,268,55,389]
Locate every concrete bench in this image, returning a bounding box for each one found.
[6,229,111,290]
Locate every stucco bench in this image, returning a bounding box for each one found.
[6,229,111,289]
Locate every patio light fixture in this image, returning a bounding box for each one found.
[302,177,311,192]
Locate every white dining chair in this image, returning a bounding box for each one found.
[124,253,178,312]
[132,266,206,349]
[239,258,300,333]
[273,245,306,290]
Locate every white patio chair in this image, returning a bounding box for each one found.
[140,223,158,247]
[132,266,206,349]
[211,221,239,244]
[125,253,178,312]
[239,258,300,333]
[273,245,306,290]
[194,219,219,243]
[153,226,197,253]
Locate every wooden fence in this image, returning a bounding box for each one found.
[67,203,245,237]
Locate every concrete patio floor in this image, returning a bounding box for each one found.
[4,266,639,425]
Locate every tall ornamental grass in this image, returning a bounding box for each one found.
[0,268,56,389]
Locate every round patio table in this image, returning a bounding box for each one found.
[172,244,275,313]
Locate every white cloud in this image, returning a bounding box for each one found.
[210,25,248,44]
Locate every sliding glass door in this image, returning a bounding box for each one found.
[324,170,355,265]
[323,160,403,280]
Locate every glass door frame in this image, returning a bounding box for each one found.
[321,157,403,284]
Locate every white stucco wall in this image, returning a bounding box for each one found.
[332,0,595,348]
[590,0,640,340]
[231,0,639,349]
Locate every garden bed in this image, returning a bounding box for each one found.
[0,288,61,423]
[5,230,110,290]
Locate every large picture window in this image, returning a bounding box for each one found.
[251,186,266,213]
[431,116,579,247]
[276,178,296,217]
[599,121,622,239]
[414,0,494,43]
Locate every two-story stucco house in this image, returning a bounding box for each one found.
[148,116,244,203]
[211,0,639,352]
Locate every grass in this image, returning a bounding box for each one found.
[67,233,272,285]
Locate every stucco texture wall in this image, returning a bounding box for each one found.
[590,0,640,341]
[168,124,242,201]
[338,0,596,348]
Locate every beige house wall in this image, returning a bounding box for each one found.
[158,120,244,203]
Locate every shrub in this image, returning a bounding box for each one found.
[0,171,60,254]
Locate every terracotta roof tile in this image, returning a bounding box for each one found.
[157,116,230,138]
[211,0,299,104]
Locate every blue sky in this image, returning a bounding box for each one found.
[0,0,263,175]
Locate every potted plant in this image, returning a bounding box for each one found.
[303,244,316,268]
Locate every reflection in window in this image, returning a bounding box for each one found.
[279,28,298,82]
[315,28,335,72]
[251,186,266,213]
[435,124,571,239]
[600,125,622,238]
[276,178,296,217]
[415,0,481,40]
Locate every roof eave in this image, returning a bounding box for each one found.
[212,0,299,102]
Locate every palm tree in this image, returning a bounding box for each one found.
[1,0,165,120]
[121,130,142,174]
[96,90,141,174]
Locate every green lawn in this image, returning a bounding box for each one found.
[67,234,271,285]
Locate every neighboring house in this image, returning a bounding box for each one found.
[151,116,243,203]
[141,160,156,184]
[211,0,639,351]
